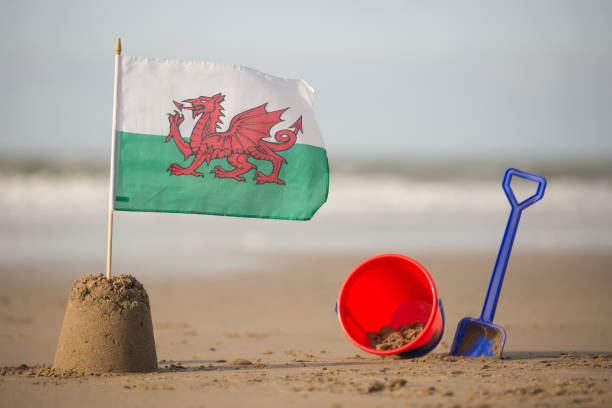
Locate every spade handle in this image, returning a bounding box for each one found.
[480,168,547,323]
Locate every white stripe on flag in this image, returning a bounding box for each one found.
[117,56,325,149]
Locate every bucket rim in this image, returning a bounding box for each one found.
[337,253,439,355]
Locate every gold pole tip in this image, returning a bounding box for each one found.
[115,38,122,55]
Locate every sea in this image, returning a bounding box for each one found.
[1,157,611,278]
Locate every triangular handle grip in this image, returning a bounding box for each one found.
[502,168,547,210]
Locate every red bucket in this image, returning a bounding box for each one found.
[337,254,444,357]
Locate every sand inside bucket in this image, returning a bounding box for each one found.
[367,322,425,351]
[53,274,158,373]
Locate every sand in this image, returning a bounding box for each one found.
[368,322,425,351]
[53,274,157,373]
[1,252,611,407]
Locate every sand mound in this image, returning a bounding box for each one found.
[53,274,158,373]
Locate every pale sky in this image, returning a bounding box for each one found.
[1,0,611,160]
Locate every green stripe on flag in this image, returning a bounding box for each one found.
[114,132,329,220]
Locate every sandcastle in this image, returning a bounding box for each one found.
[54,274,158,373]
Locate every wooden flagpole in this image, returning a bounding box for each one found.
[106,37,121,279]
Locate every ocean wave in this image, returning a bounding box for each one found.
[1,173,610,216]
[1,172,610,271]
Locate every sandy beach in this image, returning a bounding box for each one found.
[2,0,612,405]
[1,251,611,407]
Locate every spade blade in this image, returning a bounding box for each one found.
[450,317,506,357]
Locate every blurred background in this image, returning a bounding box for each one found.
[1,0,611,281]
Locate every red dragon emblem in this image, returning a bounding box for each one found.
[164,93,302,185]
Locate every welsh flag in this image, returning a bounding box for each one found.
[112,56,329,220]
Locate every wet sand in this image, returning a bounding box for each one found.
[1,252,611,407]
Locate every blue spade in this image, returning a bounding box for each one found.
[450,168,546,357]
